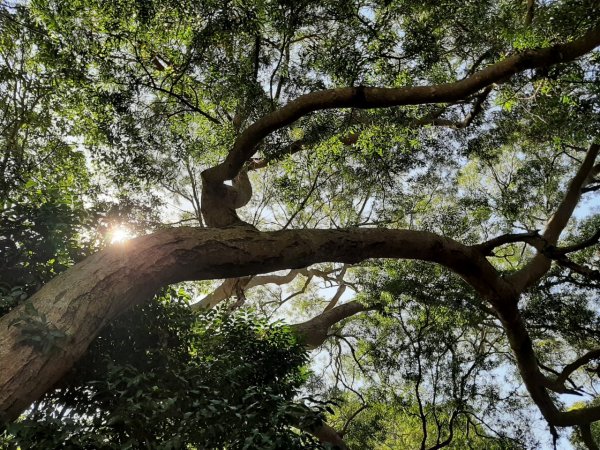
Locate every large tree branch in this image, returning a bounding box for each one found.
[580,423,600,450]
[204,27,600,186]
[496,297,600,427]
[484,147,600,427]
[291,412,349,450]
[247,87,491,172]
[311,421,349,450]
[292,301,370,349]
[0,226,505,422]
[541,144,599,245]
[200,27,600,226]
[508,143,599,291]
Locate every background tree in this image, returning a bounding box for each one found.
[1,0,600,448]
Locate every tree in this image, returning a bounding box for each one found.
[1,0,600,448]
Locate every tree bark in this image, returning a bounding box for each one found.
[292,301,370,349]
[312,422,349,450]
[0,226,503,423]
[200,27,600,227]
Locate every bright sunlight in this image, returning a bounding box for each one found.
[109,225,133,244]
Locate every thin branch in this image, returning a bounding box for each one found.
[137,81,221,124]
[555,349,600,387]
[339,404,368,438]
[428,410,461,450]
[413,85,493,129]
[282,166,324,230]
[508,142,600,291]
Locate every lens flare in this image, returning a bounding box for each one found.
[110,226,132,244]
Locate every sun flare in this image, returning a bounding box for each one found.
[109,226,133,244]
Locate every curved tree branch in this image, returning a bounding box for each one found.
[206,28,600,184]
[0,226,504,422]
[201,27,600,226]
[556,228,600,255]
[474,230,543,256]
[555,349,600,387]
[247,87,491,172]
[292,301,371,349]
[508,142,599,291]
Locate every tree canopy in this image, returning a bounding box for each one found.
[1,0,600,448]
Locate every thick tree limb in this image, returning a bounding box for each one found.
[292,414,349,450]
[209,28,600,184]
[311,422,349,450]
[542,144,599,245]
[0,226,505,422]
[580,423,600,450]
[247,87,490,172]
[1,225,599,430]
[496,302,600,427]
[475,156,600,428]
[201,27,600,226]
[200,169,254,227]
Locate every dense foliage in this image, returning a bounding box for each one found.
[1,0,600,449]
[2,294,322,449]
